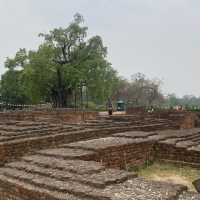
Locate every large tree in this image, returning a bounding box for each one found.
[1,14,120,107]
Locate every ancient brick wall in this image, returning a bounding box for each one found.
[62,129,200,170]
[0,128,200,199]
[78,142,154,169]
[0,130,198,200]
[63,134,156,169]
[126,107,146,114]
[126,109,200,129]
[1,112,200,199]
[179,113,198,129]
[0,116,177,167]
[155,141,200,167]
[0,110,98,123]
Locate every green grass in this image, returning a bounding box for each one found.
[136,162,200,191]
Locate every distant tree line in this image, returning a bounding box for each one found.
[165,94,200,108]
[113,73,164,107]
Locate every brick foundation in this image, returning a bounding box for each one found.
[0,112,200,199]
[0,110,98,123]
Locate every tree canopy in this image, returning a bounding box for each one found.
[3,14,197,109]
[0,14,120,107]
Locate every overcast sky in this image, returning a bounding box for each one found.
[0,0,200,97]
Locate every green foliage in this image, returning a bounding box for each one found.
[0,14,120,106]
[0,69,29,104]
[165,94,200,109]
[5,48,28,70]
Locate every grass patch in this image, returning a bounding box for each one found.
[136,162,200,191]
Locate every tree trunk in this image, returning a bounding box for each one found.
[57,67,66,108]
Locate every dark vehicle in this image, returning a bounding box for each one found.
[116,100,125,111]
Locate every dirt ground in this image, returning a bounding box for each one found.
[99,111,126,116]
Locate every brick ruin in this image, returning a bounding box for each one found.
[0,110,199,199]
[0,110,98,124]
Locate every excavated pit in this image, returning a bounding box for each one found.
[0,110,199,199]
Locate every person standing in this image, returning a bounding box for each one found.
[107,98,113,115]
